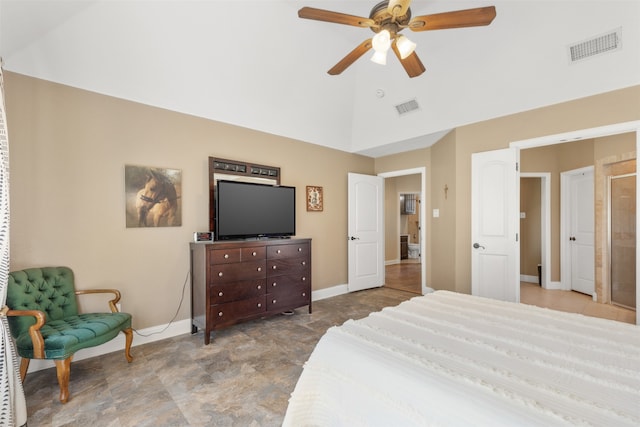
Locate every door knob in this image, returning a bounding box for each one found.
[349,236,360,240]
[473,243,485,249]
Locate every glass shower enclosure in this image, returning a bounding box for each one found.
[609,174,636,310]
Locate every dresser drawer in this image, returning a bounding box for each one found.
[267,273,309,291]
[267,243,310,259]
[241,246,266,260]
[211,260,266,283]
[211,279,266,304]
[211,248,241,264]
[267,257,309,277]
[267,284,310,311]
[211,296,266,325]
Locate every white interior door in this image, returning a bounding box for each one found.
[568,168,595,295]
[471,148,520,302]
[348,173,384,292]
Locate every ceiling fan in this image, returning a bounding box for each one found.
[298,0,496,78]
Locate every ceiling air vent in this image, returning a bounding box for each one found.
[568,28,621,63]
[395,99,420,116]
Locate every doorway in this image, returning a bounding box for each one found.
[378,168,427,295]
[511,120,640,325]
[473,121,640,325]
[520,173,551,289]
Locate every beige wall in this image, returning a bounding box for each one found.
[6,70,639,329]
[440,86,640,294]
[5,72,374,329]
[427,130,457,291]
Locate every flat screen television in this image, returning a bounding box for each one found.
[215,180,296,240]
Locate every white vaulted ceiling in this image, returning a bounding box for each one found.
[1,1,639,157]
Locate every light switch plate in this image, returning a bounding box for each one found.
[433,209,440,218]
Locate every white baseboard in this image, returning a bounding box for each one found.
[544,281,563,290]
[520,274,539,284]
[26,284,354,373]
[26,318,192,373]
[312,284,349,301]
[385,259,400,266]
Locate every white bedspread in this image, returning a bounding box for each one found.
[283,291,640,426]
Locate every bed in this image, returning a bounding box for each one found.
[283,291,640,426]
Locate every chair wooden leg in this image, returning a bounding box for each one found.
[123,327,133,363]
[19,358,30,382]
[54,357,72,403]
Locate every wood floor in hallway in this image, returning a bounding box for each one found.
[384,261,421,294]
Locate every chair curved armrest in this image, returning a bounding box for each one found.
[5,309,46,358]
[75,289,122,313]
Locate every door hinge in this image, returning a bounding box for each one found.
[516,162,519,172]
[516,233,519,242]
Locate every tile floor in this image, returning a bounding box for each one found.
[20,287,415,427]
[18,281,636,426]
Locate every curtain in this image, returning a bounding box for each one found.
[0,68,27,426]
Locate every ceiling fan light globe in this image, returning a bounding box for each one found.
[372,29,391,53]
[396,35,417,59]
[370,50,387,65]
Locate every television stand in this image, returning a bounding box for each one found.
[189,238,312,344]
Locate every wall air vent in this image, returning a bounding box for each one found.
[568,28,621,63]
[395,99,420,116]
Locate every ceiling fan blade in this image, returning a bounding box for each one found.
[387,0,412,17]
[298,7,375,28]
[328,39,373,75]
[409,6,496,31]
[391,40,425,78]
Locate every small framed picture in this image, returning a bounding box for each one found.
[306,186,323,211]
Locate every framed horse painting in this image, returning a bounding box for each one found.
[125,165,182,228]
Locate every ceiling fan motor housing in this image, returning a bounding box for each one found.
[369,1,412,35]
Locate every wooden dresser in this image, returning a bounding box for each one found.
[190,238,312,344]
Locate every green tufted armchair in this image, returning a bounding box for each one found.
[5,266,133,403]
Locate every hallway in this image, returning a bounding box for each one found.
[384,260,421,294]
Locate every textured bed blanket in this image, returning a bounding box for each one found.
[283,291,640,426]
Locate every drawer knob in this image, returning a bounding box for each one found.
[272,282,277,287]
[218,312,223,317]
[257,285,262,290]
[272,299,277,304]
[272,265,277,270]
[302,292,306,297]
[224,254,229,259]
[302,277,306,281]
[218,272,223,277]
[252,251,257,256]
[298,247,302,252]
[257,267,262,272]
[301,261,306,266]
[218,291,223,297]
[277,249,281,254]
[257,303,262,308]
